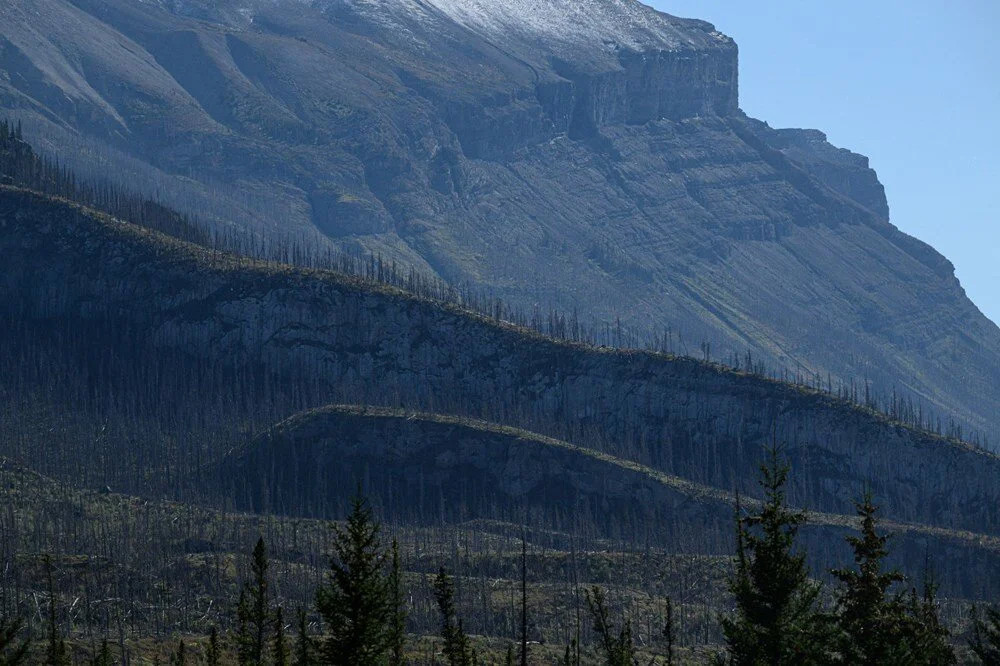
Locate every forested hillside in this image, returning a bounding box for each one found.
[3,0,999,443]
[3,179,998,540]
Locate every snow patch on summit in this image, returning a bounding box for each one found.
[422,0,725,52]
[146,0,729,55]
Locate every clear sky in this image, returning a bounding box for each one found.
[652,0,1000,325]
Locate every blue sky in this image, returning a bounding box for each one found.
[652,0,1000,325]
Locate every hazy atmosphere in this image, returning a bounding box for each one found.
[659,0,1000,324]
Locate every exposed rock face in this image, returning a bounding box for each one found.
[751,124,890,220]
[1,0,998,440]
[4,188,999,548]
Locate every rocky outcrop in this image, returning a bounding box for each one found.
[549,46,738,139]
[749,123,890,220]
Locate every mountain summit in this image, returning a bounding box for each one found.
[1,0,997,440]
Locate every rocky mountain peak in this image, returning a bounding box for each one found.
[1,0,997,442]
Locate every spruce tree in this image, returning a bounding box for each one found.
[246,538,272,665]
[388,539,406,666]
[171,640,186,666]
[902,573,955,665]
[293,609,313,666]
[433,568,477,666]
[0,613,28,666]
[207,626,222,666]
[315,493,393,665]
[274,606,289,666]
[585,586,638,666]
[90,639,113,666]
[663,596,676,666]
[970,605,1000,665]
[831,491,907,665]
[721,445,830,666]
[44,558,70,666]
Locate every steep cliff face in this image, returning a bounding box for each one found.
[749,124,890,220]
[4,188,999,544]
[1,0,998,442]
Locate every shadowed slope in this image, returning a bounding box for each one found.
[216,404,1000,598]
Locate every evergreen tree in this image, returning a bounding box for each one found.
[585,586,638,666]
[720,446,830,666]
[831,491,907,665]
[902,573,955,665]
[830,493,956,665]
[293,609,313,666]
[970,605,1000,665]
[0,613,28,666]
[663,596,676,666]
[207,626,222,666]
[315,493,393,665]
[246,538,272,665]
[274,606,289,666]
[171,640,186,666]
[433,568,477,666]
[519,533,528,666]
[45,558,70,666]
[237,589,252,666]
[90,639,113,666]
[388,539,406,666]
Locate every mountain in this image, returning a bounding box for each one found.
[2,0,998,442]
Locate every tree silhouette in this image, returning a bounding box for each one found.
[274,606,289,666]
[721,445,831,665]
[831,491,907,665]
[969,605,1000,665]
[316,494,393,665]
[207,626,222,666]
[0,613,28,666]
[433,568,477,666]
[293,609,313,666]
[389,540,406,666]
[585,586,638,666]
